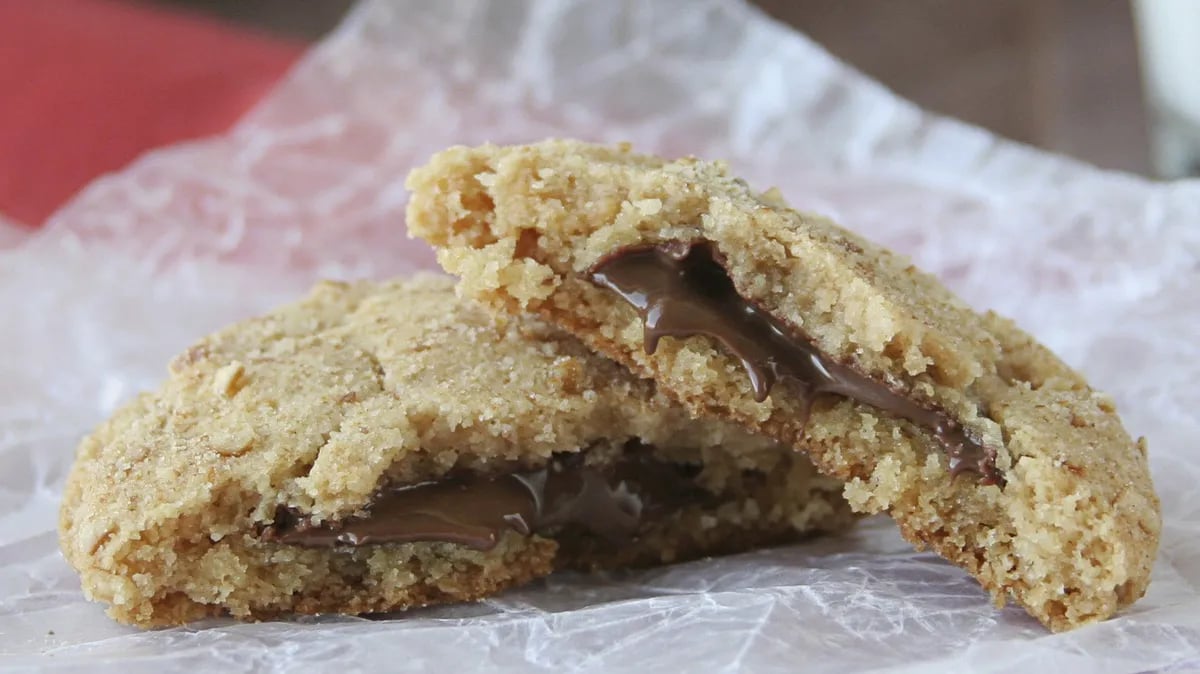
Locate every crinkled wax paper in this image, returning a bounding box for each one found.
[3,1,1200,671]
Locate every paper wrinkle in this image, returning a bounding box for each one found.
[2,0,1199,671]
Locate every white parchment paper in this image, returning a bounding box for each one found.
[3,1,1199,671]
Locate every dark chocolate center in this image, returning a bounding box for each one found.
[265,452,708,550]
[587,240,1002,486]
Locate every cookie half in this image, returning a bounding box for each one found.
[59,276,853,627]
[406,140,1162,631]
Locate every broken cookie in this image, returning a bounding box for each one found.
[406,139,1162,631]
[59,276,852,627]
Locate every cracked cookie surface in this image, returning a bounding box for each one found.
[59,275,853,627]
[406,140,1162,631]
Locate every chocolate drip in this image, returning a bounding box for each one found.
[266,452,709,551]
[587,240,1002,486]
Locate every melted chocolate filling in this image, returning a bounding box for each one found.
[265,452,709,551]
[587,240,1002,486]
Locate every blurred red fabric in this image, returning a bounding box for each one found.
[0,0,303,227]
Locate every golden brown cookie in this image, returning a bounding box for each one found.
[406,140,1162,631]
[59,275,852,627]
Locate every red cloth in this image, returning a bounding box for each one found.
[0,0,303,227]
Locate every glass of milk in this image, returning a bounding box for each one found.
[1134,0,1200,178]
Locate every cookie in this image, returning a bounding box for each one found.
[406,140,1162,631]
[59,276,853,627]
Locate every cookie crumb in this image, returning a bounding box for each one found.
[633,198,662,216]
[213,361,247,398]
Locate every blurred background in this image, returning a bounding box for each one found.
[151,0,1152,173]
[2,0,1196,229]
